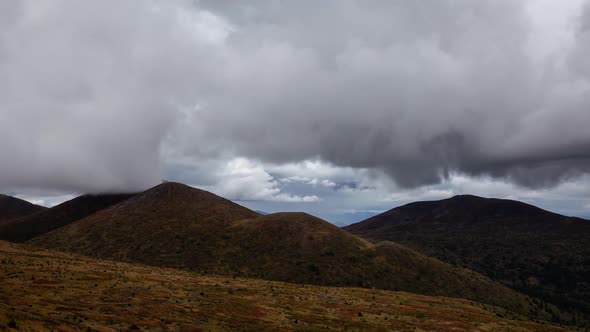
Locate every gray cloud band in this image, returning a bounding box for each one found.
[1,0,589,192]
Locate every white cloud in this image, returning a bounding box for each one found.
[200,158,320,203]
[267,160,360,180]
[279,175,337,188]
[27,199,45,206]
[14,193,77,208]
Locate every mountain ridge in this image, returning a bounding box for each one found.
[0,194,46,226]
[0,192,136,242]
[28,183,562,321]
[344,194,590,326]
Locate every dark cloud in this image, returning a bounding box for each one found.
[1,0,590,193]
[0,1,211,192]
[184,0,590,188]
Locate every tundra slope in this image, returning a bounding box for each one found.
[345,194,590,326]
[0,241,568,332]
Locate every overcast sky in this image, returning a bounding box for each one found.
[2,0,590,224]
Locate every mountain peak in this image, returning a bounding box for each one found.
[155,181,194,190]
[448,194,487,200]
[123,182,225,208]
[386,194,560,222]
[142,181,215,198]
[264,211,317,219]
[148,181,200,194]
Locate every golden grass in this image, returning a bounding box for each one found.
[0,241,571,332]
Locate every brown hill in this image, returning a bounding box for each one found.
[0,241,569,332]
[30,183,559,321]
[0,194,46,226]
[0,193,136,242]
[344,194,590,326]
[29,182,262,267]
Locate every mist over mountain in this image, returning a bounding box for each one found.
[2,1,590,213]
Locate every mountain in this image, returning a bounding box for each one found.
[344,194,590,326]
[0,194,46,226]
[29,182,263,268]
[0,193,136,242]
[30,183,560,321]
[0,241,568,332]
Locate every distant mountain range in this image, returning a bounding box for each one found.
[0,193,136,242]
[2,183,588,327]
[345,194,590,326]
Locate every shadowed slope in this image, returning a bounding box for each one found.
[31,183,559,320]
[0,193,136,242]
[345,194,590,326]
[0,194,46,226]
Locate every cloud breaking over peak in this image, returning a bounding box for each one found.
[1,0,590,196]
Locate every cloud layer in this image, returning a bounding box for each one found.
[2,0,590,194]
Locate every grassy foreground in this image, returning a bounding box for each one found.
[0,241,569,331]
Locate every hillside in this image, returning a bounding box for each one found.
[0,194,46,226]
[0,241,569,332]
[345,194,590,326]
[0,193,136,242]
[30,183,560,321]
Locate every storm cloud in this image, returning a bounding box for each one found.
[1,0,590,193]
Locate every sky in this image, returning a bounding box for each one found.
[2,0,590,225]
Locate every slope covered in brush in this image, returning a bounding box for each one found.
[345,194,590,326]
[1,241,569,332]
